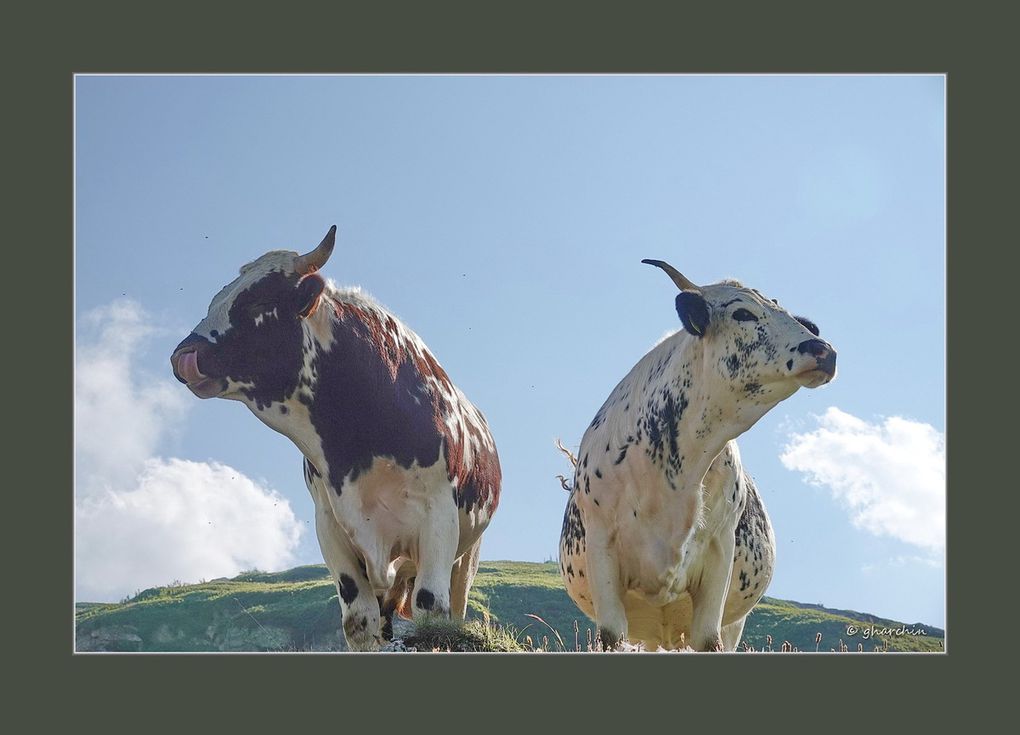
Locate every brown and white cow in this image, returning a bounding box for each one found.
[171,226,501,650]
[559,259,836,651]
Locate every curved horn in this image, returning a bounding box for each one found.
[641,259,701,293]
[294,225,337,274]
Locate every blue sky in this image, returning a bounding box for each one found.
[74,75,945,629]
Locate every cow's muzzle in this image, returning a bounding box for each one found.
[171,334,226,399]
[793,338,837,387]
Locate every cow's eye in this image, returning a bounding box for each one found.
[248,302,275,318]
[732,308,759,322]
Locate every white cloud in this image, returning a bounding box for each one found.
[780,407,945,552]
[75,299,189,490]
[75,299,304,602]
[75,459,302,601]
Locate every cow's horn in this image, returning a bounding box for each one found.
[641,259,701,292]
[294,225,337,274]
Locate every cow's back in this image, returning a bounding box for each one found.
[309,294,501,518]
[309,291,501,592]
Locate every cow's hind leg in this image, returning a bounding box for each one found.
[449,537,482,620]
[379,563,416,642]
[314,505,382,651]
[411,487,460,619]
[721,617,746,652]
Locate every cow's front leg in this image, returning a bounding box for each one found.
[721,617,747,652]
[449,537,482,620]
[585,525,628,650]
[314,506,382,651]
[689,535,735,651]
[411,492,460,619]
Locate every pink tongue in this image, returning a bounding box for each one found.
[178,351,206,383]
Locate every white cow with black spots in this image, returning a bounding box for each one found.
[559,260,836,651]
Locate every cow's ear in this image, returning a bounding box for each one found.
[675,291,710,337]
[295,274,326,318]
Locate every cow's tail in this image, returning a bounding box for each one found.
[554,438,578,492]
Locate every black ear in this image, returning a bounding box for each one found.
[675,291,710,337]
[295,274,326,317]
[795,316,820,336]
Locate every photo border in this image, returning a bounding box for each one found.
[18,0,984,723]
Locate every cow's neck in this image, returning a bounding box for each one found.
[239,300,341,471]
[649,334,779,492]
[269,290,410,473]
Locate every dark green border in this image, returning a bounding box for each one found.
[18,0,993,723]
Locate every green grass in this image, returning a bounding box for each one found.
[403,616,531,652]
[75,561,944,652]
[465,561,598,650]
[745,598,942,653]
[76,571,343,652]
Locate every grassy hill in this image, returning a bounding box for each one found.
[75,561,944,652]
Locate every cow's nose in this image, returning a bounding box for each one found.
[797,339,831,358]
[172,333,208,357]
[797,338,837,377]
